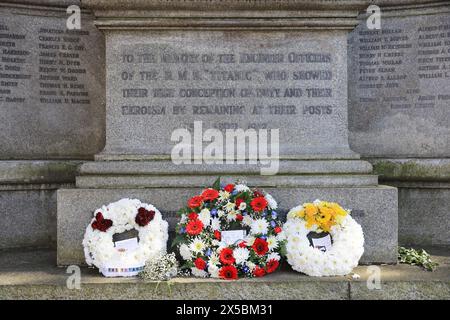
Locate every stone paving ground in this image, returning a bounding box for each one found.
[0,247,448,300]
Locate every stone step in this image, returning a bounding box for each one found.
[0,248,448,300]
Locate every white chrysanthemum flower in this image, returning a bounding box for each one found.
[224,202,236,212]
[210,217,221,231]
[227,210,238,222]
[238,202,247,211]
[265,193,278,209]
[246,261,256,271]
[267,236,279,251]
[189,237,206,254]
[235,184,250,192]
[245,236,256,246]
[250,218,269,235]
[179,243,192,260]
[268,252,281,261]
[218,190,230,201]
[208,252,220,266]
[233,247,250,265]
[242,215,253,227]
[217,210,225,218]
[180,214,187,224]
[198,208,211,226]
[208,264,219,278]
[191,267,208,278]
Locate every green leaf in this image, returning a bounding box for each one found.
[212,176,221,190]
[170,235,186,249]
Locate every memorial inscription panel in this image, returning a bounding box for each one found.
[0,8,105,159]
[105,31,355,158]
[349,12,450,157]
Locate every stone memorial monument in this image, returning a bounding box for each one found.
[0,0,105,249]
[57,0,398,265]
[348,0,450,246]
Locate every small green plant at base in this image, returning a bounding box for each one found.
[398,247,438,271]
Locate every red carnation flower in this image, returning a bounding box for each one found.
[135,207,155,227]
[186,219,203,236]
[266,259,279,273]
[253,190,264,198]
[250,197,268,212]
[219,265,238,280]
[238,241,247,248]
[252,238,269,256]
[188,196,203,208]
[236,214,243,221]
[214,230,221,241]
[194,257,207,270]
[224,184,235,193]
[91,212,113,232]
[253,266,266,277]
[235,198,244,207]
[201,188,219,201]
[188,212,198,220]
[274,226,282,234]
[219,247,235,265]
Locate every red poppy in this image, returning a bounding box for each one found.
[135,207,155,227]
[253,266,266,277]
[194,257,207,270]
[91,212,113,232]
[266,259,279,273]
[188,196,203,208]
[252,238,269,256]
[201,188,219,201]
[219,265,238,280]
[274,226,282,234]
[219,247,235,265]
[188,212,198,220]
[250,197,268,212]
[224,184,235,193]
[186,219,203,236]
[214,230,221,241]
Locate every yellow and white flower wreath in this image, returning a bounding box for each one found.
[283,200,364,277]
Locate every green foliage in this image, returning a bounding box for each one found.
[398,247,438,271]
[212,177,221,190]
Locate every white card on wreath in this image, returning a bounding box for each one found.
[114,237,139,252]
[221,230,246,246]
[311,234,332,252]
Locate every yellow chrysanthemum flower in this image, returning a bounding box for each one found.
[306,216,316,229]
[317,210,332,224]
[304,203,318,217]
[330,203,348,216]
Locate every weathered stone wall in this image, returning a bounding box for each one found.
[0,1,105,249]
[348,2,450,246]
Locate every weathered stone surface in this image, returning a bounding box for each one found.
[102,30,356,159]
[348,7,450,157]
[0,160,77,249]
[0,3,105,159]
[397,187,450,246]
[0,187,58,249]
[57,185,397,265]
[0,160,80,184]
[2,248,449,300]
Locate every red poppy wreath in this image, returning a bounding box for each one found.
[173,178,286,280]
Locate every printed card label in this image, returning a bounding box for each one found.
[311,234,332,252]
[114,237,139,252]
[221,230,246,246]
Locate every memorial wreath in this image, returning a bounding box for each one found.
[283,200,364,276]
[174,179,285,280]
[83,198,169,277]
